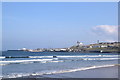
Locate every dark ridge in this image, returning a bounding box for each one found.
[5,56,29,58]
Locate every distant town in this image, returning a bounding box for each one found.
[8,41,120,53]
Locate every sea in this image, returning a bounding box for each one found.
[0,51,119,78]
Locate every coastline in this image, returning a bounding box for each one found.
[28,65,119,78]
[1,52,119,79]
[1,65,119,80]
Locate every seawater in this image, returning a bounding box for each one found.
[0,51,119,78]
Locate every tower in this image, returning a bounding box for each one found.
[77,41,83,46]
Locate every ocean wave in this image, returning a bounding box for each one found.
[57,55,119,58]
[82,58,119,60]
[0,56,5,59]
[0,59,52,64]
[0,54,119,66]
[0,57,119,66]
[1,55,118,59]
[29,56,53,58]
[0,58,64,65]
[29,55,119,58]
[2,64,118,78]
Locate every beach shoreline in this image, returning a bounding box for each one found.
[29,65,119,78]
[21,65,119,78]
[1,65,119,80]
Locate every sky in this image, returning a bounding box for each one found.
[2,2,118,50]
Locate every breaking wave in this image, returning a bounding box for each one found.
[2,64,117,78]
[0,54,119,65]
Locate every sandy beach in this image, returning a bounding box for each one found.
[25,65,119,78]
[1,65,119,80]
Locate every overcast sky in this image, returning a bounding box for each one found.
[2,2,118,50]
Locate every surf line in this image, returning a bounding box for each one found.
[31,64,118,76]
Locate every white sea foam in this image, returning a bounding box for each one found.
[55,64,116,73]
[29,55,119,59]
[0,64,7,66]
[0,58,64,65]
[29,56,53,58]
[0,56,5,59]
[82,58,119,60]
[0,57,119,65]
[0,54,119,66]
[2,64,117,78]
[0,59,53,63]
[57,55,119,58]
